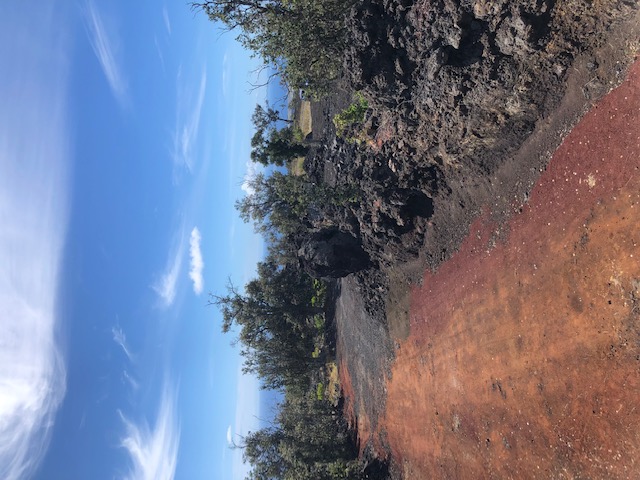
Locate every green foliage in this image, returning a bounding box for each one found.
[211,177,378,477]
[311,279,327,308]
[236,171,360,240]
[210,256,325,391]
[212,140,371,477]
[252,102,291,132]
[316,382,325,400]
[251,126,309,167]
[333,93,369,138]
[192,0,355,97]
[209,218,369,477]
[243,0,352,96]
[250,103,308,166]
[242,392,364,480]
[292,126,306,143]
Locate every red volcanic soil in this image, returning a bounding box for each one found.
[379,60,640,479]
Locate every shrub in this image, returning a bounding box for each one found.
[333,93,369,138]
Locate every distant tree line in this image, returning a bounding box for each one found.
[207,106,370,477]
[210,239,368,478]
[192,0,354,96]
[208,144,364,468]
[243,391,362,480]
[194,0,379,476]
[212,256,322,391]
[208,152,367,478]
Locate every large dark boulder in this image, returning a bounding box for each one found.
[299,229,371,278]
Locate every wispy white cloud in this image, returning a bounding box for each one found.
[0,6,71,480]
[154,36,165,72]
[241,161,262,196]
[221,52,230,99]
[83,1,128,106]
[119,381,180,480]
[188,227,204,295]
[172,69,207,175]
[112,325,134,362]
[122,371,140,391]
[79,411,87,430]
[226,425,232,445]
[152,240,183,308]
[162,6,172,35]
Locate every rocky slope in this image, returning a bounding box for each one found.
[300,3,639,474]
[303,0,638,278]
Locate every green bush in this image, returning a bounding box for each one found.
[333,93,369,138]
[313,315,325,331]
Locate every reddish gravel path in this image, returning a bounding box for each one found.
[380,60,640,478]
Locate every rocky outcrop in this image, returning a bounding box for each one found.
[301,0,637,272]
[343,0,634,172]
[305,137,442,268]
[298,228,371,278]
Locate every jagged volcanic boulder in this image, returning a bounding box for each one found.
[299,228,371,278]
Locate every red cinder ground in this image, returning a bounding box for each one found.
[370,61,640,478]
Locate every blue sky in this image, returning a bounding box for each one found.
[0,2,280,479]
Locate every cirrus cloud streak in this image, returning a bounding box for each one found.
[119,381,181,480]
[152,236,184,308]
[172,69,207,175]
[0,5,71,480]
[189,227,204,295]
[83,1,128,107]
